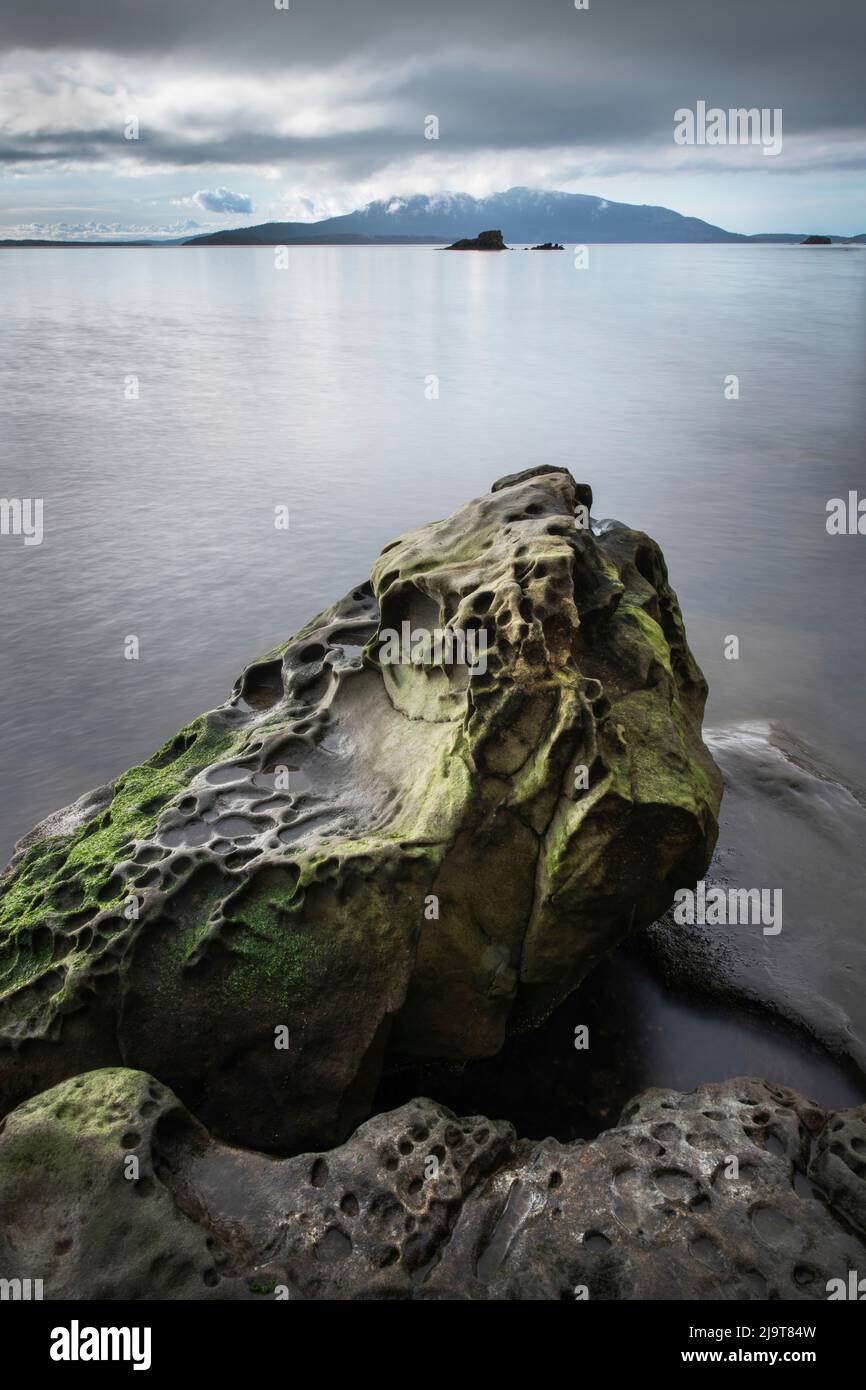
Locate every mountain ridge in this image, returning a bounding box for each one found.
[2,188,863,247]
[185,187,748,245]
[181,186,863,246]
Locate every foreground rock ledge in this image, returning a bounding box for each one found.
[0,468,720,1152]
[0,1069,863,1300]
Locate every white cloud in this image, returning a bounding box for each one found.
[188,187,253,214]
[1,23,865,236]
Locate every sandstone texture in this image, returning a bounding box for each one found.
[0,469,720,1153]
[1,1069,863,1301]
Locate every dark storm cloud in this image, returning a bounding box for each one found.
[0,0,864,175]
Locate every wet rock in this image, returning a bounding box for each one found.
[637,722,866,1070]
[1,1069,863,1301]
[6,781,116,875]
[0,469,720,1151]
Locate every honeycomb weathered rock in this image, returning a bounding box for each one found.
[1,1070,863,1301]
[0,469,721,1151]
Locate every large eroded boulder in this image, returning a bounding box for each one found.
[0,469,720,1151]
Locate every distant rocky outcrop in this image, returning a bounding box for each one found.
[801,235,833,245]
[0,468,721,1154]
[2,1068,864,1300]
[529,241,564,250]
[445,228,507,250]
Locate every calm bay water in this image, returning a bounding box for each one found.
[1,243,865,1106]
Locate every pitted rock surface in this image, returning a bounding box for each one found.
[808,1103,866,1233]
[426,1077,866,1300]
[0,1069,224,1299]
[1,1070,863,1300]
[0,469,720,1151]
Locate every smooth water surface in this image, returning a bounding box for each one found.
[1,243,864,1108]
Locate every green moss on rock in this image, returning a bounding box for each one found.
[0,469,721,1152]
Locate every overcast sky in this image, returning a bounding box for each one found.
[0,0,864,238]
